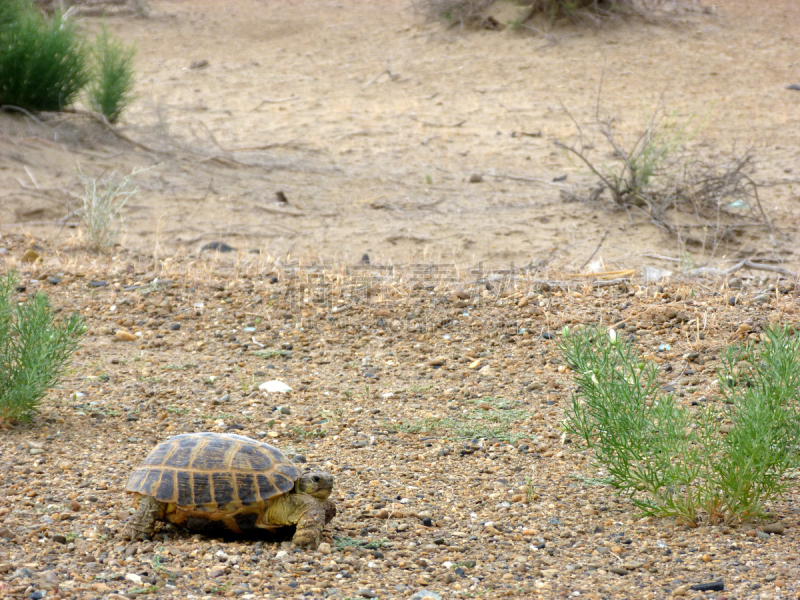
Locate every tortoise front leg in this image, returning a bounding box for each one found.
[129,496,166,540]
[291,497,326,549]
[322,499,337,524]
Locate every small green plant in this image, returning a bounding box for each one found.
[0,271,84,423]
[152,549,178,582]
[290,425,327,439]
[560,324,800,526]
[87,24,136,123]
[164,363,195,371]
[253,349,288,359]
[388,404,530,442]
[64,532,78,542]
[0,3,90,112]
[78,167,144,251]
[525,473,536,503]
[166,406,189,415]
[333,536,388,551]
[129,585,159,595]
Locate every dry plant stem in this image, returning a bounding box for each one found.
[410,116,466,128]
[685,259,798,280]
[61,107,156,152]
[580,226,611,270]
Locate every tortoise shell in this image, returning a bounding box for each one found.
[125,432,301,509]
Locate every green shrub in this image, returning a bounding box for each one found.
[88,24,136,122]
[0,271,85,423]
[560,325,800,526]
[0,6,90,112]
[0,0,30,29]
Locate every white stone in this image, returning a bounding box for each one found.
[259,380,293,394]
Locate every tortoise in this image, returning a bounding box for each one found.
[125,432,335,548]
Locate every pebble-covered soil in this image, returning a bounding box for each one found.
[2,234,800,600]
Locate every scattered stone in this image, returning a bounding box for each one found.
[410,591,442,600]
[609,567,629,576]
[672,584,691,597]
[275,550,289,560]
[47,276,61,285]
[291,454,307,463]
[189,59,210,69]
[690,580,724,592]
[201,241,235,252]
[468,174,483,183]
[21,249,40,263]
[356,589,378,599]
[115,329,137,342]
[259,380,292,393]
[318,542,331,555]
[762,523,785,535]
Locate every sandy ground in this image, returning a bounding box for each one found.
[1,0,799,272]
[1,232,800,600]
[2,3,800,600]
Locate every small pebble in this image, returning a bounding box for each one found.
[115,329,137,342]
[762,523,785,535]
[356,588,378,598]
[21,249,40,263]
[410,591,442,600]
[201,241,235,252]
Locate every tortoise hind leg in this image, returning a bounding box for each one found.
[129,496,166,540]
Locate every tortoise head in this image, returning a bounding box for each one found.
[294,470,334,500]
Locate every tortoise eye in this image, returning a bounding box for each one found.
[312,475,320,482]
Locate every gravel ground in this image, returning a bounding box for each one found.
[2,235,800,600]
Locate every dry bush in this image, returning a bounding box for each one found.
[418,0,667,28]
[415,0,496,28]
[555,107,773,252]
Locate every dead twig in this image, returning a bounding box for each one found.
[580,226,611,270]
[1,105,47,126]
[252,97,301,111]
[61,107,157,152]
[410,116,466,128]
[492,173,571,187]
[363,61,401,89]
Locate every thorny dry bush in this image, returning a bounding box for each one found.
[554,106,774,253]
[417,0,668,29]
